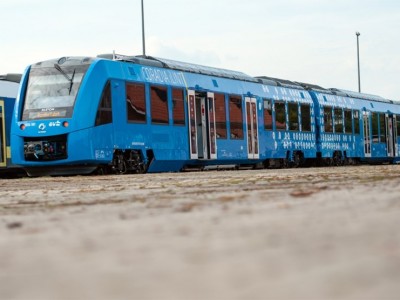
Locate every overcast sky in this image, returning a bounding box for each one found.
[1,0,399,99]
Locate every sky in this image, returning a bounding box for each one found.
[1,0,400,100]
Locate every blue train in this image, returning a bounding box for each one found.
[0,73,23,175]
[10,54,400,176]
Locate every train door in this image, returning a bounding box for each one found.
[0,100,5,167]
[187,90,217,160]
[363,111,371,157]
[385,114,397,157]
[245,97,259,159]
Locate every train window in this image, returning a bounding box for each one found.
[379,113,386,143]
[324,106,333,133]
[301,104,311,132]
[95,81,112,126]
[263,99,273,130]
[288,103,299,131]
[127,83,146,123]
[397,116,400,137]
[372,112,379,143]
[172,88,185,125]
[215,93,227,139]
[229,95,244,139]
[151,85,169,124]
[0,109,3,163]
[334,108,343,133]
[275,101,286,131]
[353,110,360,134]
[344,109,352,134]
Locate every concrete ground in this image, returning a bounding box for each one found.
[1,165,400,300]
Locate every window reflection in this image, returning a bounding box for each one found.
[301,104,311,132]
[215,93,226,139]
[334,108,343,133]
[151,86,168,124]
[275,101,286,131]
[288,102,299,131]
[263,99,273,130]
[95,81,112,126]
[344,109,352,134]
[324,106,333,133]
[229,95,243,139]
[126,83,146,123]
[172,88,185,125]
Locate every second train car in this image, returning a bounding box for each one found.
[10,55,400,176]
[1,73,22,175]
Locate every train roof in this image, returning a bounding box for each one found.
[32,57,95,68]
[98,54,259,83]
[314,87,394,104]
[329,88,393,103]
[256,75,396,104]
[0,73,22,83]
[293,79,394,104]
[97,54,398,104]
[256,76,325,91]
[0,75,20,98]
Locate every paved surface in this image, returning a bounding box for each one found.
[1,165,400,300]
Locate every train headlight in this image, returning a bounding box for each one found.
[20,124,26,130]
[63,121,69,127]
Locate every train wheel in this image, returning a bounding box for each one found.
[291,151,303,168]
[115,160,127,174]
[333,151,343,166]
[112,152,127,174]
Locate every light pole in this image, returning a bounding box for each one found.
[141,0,146,57]
[356,32,361,93]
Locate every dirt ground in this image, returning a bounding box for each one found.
[1,165,400,300]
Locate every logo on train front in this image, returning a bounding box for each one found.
[38,123,46,131]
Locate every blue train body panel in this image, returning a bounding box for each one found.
[9,55,400,175]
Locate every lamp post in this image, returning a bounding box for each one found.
[141,0,146,57]
[356,32,361,93]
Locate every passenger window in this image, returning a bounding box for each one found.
[301,104,311,132]
[354,110,360,134]
[372,112,379,143]
[95,81,112,126]
[215,93,227,139]
[172,88,185,125]
[151,85,168,124]
[0,111,3,163]
[324,106,333,133]
[229,95,243,139]
[397,116,400,137]
[334,108,343,133]
[275,101,286,130]
[344,109,352,134]
[263,99,273,130]
[288,102,299,131]
[127,83,146,123]
[379,113,386,143]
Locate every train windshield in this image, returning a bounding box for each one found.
[22,63,89,120]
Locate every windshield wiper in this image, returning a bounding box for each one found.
[54,63,76,95]
[68,69,76,95]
